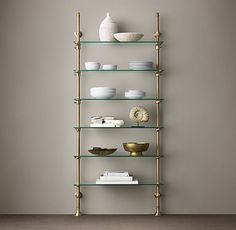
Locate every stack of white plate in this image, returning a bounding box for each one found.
[90,87,116,99]
[125,90,146,99]
[128,61,153,70]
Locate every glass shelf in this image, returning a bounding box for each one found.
[79,69,160,72]
[74,126,162,129]
[74,183,162,187]
[74,155,163,158]
[79,40,163,44]
[74,69,163,73]
[74,98,163,101]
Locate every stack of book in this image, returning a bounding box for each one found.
[90,116,124,127]
[96,171,138,184]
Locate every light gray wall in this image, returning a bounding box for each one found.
[0,0,236,214]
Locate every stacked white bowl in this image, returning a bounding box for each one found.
[85,62,101,70]
[128,61,153,70]
[90,87,116,99]
[125,90,146,99]
[102,64,117,70]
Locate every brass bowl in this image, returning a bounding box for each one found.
[123,142,149,157]
[88,147,117,156]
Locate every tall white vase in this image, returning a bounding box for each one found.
[99,13,118,41]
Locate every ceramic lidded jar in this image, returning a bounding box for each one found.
[99,13,118,41]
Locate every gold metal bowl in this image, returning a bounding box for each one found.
[123,142,149,157]
[88,147,117,156]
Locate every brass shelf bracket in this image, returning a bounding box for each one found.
[74,31,83,38]
[75,191,83,198]
[74,99,81,104]
[154,32,162,38]
[155,44,161,50]
[154,192,161,198]
[74,127,81,132]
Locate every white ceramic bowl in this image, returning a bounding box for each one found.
[126,93,144,96]
[90,87,116,92]
[102,64,118,70]
[113,32,144,42]
[85,62,101,70]
[125,90,145,99]
[127,90,146,95]
[90,91,116,99]
[91,90,115,94]
[125,92,145,95]
[125,94,145,99]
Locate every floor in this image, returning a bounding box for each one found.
[0,215,235,230]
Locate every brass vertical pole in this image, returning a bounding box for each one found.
[75,11,81,216]
[155,12,161,216]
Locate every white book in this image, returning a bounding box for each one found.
[91,116,115,121]
[91,119,118,125]
[100,176,133,181]
[96,179,138,184]
[91,119,104,124]
[105,120,116,124]
[103,171,129,177]
[91,116,102,120]
[103,116,115,120]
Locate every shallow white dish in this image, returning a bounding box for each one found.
[102,64,118,70]
[113,32,144,42]
[85,62,101,70]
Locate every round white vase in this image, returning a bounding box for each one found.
[99,13,118,41]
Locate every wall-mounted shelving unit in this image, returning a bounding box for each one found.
[73,12,163,216]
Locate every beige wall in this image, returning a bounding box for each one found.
[0,0,236,214]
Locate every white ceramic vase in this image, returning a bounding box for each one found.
[99,13,118,41]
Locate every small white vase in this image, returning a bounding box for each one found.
[99,13,118,41]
